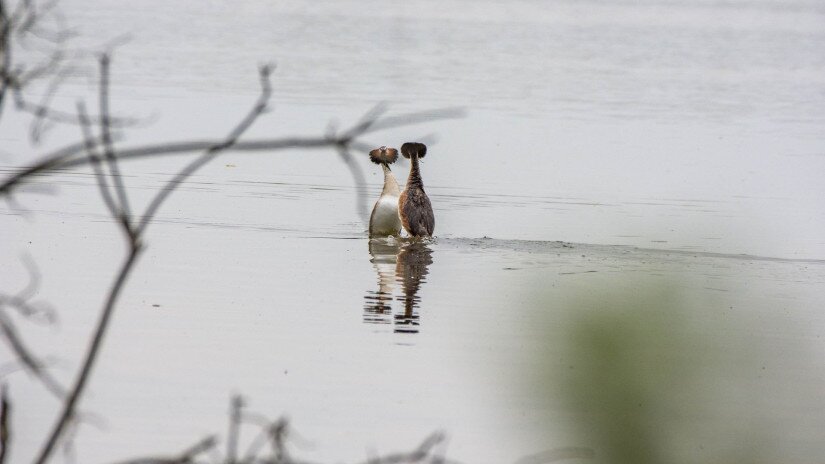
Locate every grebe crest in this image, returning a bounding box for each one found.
[400,142,426,159]
[369,146,399,165]
[368,146,402,238]
[398,142,434,238]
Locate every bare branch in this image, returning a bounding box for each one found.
[178,435,219,463]
[0,106,463,198]
[0,292,55,325]
[0,384,9,464]
[14,45,62,85]
[110,435,218,464]
[339,101,389,141]
[0,309,66,399]
[134,64,274,236]
[25,63,73,142]
[34,63,273,464]
[227,395,244,464]
[0,255,62,398]
[0,254,57,325]
[0,137,114,196]
[11,85,139,133]
[0,0,11,123]
[98,53,133,229]
[336,145,369,226]
[239,415,294,464]
[16,253,39,301]
[10,0,35,35]
[0,0,117,139]
[0,51,466,464]
[21,11,75,45]
[34,243,144,464]
[2,191,34,218]
[356,432,447,464]
[77,100,127,234]
[357,107,465,136]
[59,420,78,464]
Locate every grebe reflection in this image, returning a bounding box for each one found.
[364,239,433,333]
[363,239,399,325]
[394,240,433,333]
[368,146,402,238]
[398,142,434,238]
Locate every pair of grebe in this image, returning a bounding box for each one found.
[368,142,434,238]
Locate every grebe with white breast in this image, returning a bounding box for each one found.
[368,146,402,237]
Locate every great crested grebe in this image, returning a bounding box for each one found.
[398,142,434,238]
[368,146,402,237]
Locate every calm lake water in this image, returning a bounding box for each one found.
[2,0,825,463]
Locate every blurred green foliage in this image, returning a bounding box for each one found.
[531,276,823,464]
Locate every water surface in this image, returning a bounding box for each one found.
[2,0,825,462]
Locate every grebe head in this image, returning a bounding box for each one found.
[400,142,427,159]
[369,146,399,165]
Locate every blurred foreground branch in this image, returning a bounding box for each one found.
[1,385,8,464]
[1,0,68,126]
[147,396,459,464]
[0,256,65,400]
[0,40,463,462]
[100,395,458,464]
[0,106,464,197]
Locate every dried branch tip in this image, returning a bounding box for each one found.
[369,146,399,165]
[401,142,427,159]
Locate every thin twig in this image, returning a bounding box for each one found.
[77,100,125,233]
[12,86,139,130]
[346,107,465,138]
[179,435,218,463]
[14,253,39,301]
[99,53,132,225]
[27,63,82,142]
[0,254,57,324]
[0,309,66,398]
[109,435,218,464]
[336,145,369,225]
[357,432,451,464]
[239,421,277,464]
[0,255,62,401]
[238,411,300,464]
[0,384,9,464]
[33,243,143,464]
[227,395,245,464]
[0,137,114,196]
[0,107,463,197]
[9,0,34,34]
[15,45,62,85]
[339,101,389,141]
[134,64,273,235]
[1,0,81,129]
[0,292,55,325]
[0,0,11,123]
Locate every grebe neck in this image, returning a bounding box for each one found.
[381,163,401,196]
[406,154,424,190]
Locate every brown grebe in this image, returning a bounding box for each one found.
[398,142,434,238]
[368,146,402,237]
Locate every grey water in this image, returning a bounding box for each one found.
[2,0,825,463]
